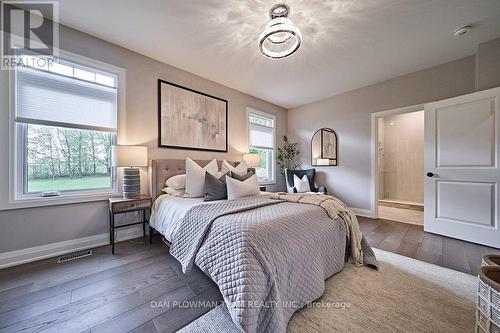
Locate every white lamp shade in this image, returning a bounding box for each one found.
[243,153,262,167]
[111,145,148,167]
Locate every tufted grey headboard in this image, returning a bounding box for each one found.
[149,159,238,200]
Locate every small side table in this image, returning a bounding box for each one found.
[108,195,152,254]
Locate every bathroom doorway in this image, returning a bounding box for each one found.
[376,109,424,225]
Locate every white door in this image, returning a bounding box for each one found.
[424,87,500,248]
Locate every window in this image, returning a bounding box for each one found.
[248,109,276,184]
[13,53,119,200]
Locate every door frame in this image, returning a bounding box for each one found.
[370,103,425,218]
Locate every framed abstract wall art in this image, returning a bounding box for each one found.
[157,79,228,152]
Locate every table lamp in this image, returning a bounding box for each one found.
[111,145,148,199]
[243,153,262,174]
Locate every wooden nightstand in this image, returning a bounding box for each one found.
[108,195,152,254]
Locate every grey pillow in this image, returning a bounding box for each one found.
[204,172,228,201]
[229,171,254,181]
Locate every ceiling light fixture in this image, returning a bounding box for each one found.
[258,4,302,59]
[454,25,472,37]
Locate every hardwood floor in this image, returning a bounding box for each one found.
[0,238,222,333]
[378,205,423,225]
[1,219,498,332]
[358,216,500,276]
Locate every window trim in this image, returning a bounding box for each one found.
[8,45,126,209]
[247,107,277,185]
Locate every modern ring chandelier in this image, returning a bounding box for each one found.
[258,4,302,59]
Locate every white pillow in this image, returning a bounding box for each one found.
[184,158,218,197]
[165,174,186,190]
[225,174,260,200]
[221,160,248,176]
[293,174,311,193]
[162,187,185,197]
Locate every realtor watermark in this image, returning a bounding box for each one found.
[1,0,59,70]
[151,300,225,309]
[150,300,352,310]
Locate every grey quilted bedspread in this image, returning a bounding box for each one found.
[170,196,377,333]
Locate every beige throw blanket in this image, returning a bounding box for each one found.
[268,192,364,266]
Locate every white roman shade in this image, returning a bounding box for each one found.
[15,66,117,132]
[249,113,274,149]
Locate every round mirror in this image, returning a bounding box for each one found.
[311,128,338,166]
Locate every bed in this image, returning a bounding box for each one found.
[149,159,377,333]
[149,159,237,242]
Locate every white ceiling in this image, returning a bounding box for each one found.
[55,0,500,109]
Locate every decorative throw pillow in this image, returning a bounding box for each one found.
[293,174,311,193]
[225,174,260,200]
[162,187,185,197]
[204,172,228,202]
[165,174,186,190]
[184,158,218,197]
[221,160,248,176]
[229,171,254,182]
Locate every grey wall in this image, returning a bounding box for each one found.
[287,37,500,213]
[477,38,500,91]
[0,24,287,253]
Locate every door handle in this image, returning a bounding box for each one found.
[426,172,438,178]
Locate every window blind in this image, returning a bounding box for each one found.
[15,66,117,132]
[249,112,274,149]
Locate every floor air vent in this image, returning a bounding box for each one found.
[57,250,92,263]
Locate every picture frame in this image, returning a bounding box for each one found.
[157,79,228,152]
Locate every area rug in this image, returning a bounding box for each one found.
[178,248,477,333]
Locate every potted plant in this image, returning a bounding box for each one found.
[277,136,300,176]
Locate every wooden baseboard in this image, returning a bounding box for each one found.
[351,207,373,218]
[0,226,143,269]
[379,200,424,211]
